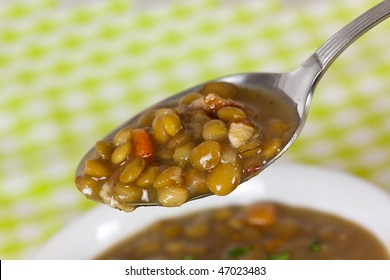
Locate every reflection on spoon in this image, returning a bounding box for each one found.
[76,1,390,211]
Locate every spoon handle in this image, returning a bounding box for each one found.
[316,0,390,72]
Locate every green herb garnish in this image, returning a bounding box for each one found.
[268,251,291,260]
[183,255,196,260]
[309,240,322,253]
[227,246,252,259]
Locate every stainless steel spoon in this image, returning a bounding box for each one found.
[76,0,390,206]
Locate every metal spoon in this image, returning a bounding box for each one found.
[76,0,390,207]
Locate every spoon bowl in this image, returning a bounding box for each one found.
[76,1,390,208]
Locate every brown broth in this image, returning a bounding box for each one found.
[96,202,389,260]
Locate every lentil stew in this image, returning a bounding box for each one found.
[76,82,299,211]
[96,202,389,260]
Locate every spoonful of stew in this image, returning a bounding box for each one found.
[76,1,390,212]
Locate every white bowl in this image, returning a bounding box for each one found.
[33,162,390,259]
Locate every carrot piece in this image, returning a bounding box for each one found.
[132,129,154,160]
[244,203,277,227]
[264,238,283,253]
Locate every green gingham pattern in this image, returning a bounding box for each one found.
[1,0,389,259]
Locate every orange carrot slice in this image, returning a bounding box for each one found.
[244,203,277,227]
[132,129,154,160]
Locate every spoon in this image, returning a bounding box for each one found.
[76,1,390,208]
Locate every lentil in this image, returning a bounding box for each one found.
[113,127,133,146]
[217,106,247,122]
[200,81,237,99]
[157,185,189,207]
[153,166,183,189]
[119,157,146,183]
[179,92,203,105]
[95,140,114,160]
[111,141,132,164]
[202,119,228,142]
[189,140,222,171]
[113,184,144,204]
[136,166,162,188]
[162,113,182,136]
[173,142,195,164]
[84,158,111,178]
[207,163,241,195]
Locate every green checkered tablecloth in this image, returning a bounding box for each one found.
[1,0,390,259]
